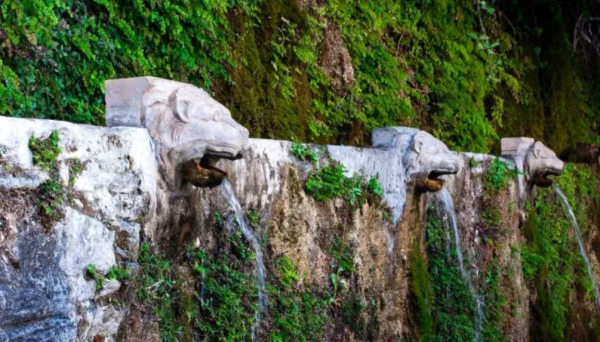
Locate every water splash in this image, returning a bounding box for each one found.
[220,179,267,340]
[553,184,600,311]
[439,189,484,342]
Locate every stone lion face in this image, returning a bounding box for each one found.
[372,127,461,192]
[405,131,461,192]
[105,77,250,187]
[150,85,249,162]
[525,141,564,187]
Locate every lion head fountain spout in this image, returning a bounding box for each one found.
[372,127,461,192]
[501,137,564,188]
[105,77,249,187]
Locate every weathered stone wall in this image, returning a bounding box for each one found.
[0,116,157,341]
[443,153,529,341]
[0,116,546,342]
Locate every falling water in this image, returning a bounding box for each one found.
[220,179,267,340]
[553,184,600,311]
[439,189,484,342]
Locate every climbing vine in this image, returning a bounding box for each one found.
[3,0,598,153]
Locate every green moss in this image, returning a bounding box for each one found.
[341,293,378,339]
[482,207,503,228]
[481,258,506,342]
[408,240,433,342]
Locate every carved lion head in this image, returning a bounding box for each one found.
[501,138,564,188]
[524,141,565,187]
[372,127,461,192]
[105,77,249,187]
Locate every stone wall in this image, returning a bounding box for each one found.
[0,116,157,341]
[0,113,585,341]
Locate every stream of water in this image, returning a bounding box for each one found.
[220,179,267,340]
[553,184,600,311]
[439,189,484,342]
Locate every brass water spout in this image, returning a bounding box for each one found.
[182,158,228,188]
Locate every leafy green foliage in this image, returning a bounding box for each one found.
[305,163,356,202]
[367,176,384,197]
[215,210,224,227]
[2,0,600,155]
[329,236,355,298]
[29,130,68,228]
[227,230,255,262]
[86,264,105,290]
[330,237,355,277]
[107,265,130,282]
[246,209,260,229]
[269,256,329,342]
[87,264,129,290]
[426,206,475,341]
[0,0,259,124]
[37,179,66,224]
[484,157,517,194]
[521,164,599,340]
[191,247,257,341]
[291,141,319,163]
[138,242,185,342]
[481,258,506,342]
[304,162,383,206]
[273,256,300,289]
[28,130,61,171]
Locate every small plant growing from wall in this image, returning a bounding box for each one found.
[291,139,386,207]
[484,157,518,194]
[67,158,83,187]
[86,264,129,290]
[304,163,384,205]
[28,131,86,229]
[291,141,319,163]
[367,176,384,197]
[29,130,61,171]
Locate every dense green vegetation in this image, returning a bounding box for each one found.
[484,157,518,195]
[134,206,371,341]
[521,164,600,340]
[291,142,384,204]
[408,206,476,342]
[2,0,599,153]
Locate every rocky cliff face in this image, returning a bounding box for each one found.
[1,85,599,341]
